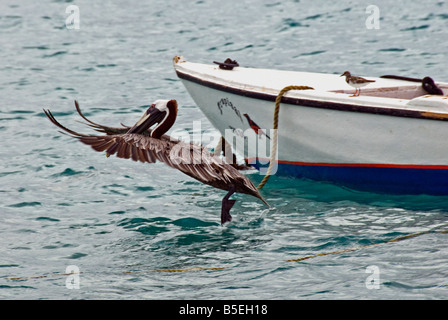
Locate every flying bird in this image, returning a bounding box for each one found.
[44,100,268,225]
[243,113,270,139]
[340,71,376,97]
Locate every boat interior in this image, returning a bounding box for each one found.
[332,84,448,100]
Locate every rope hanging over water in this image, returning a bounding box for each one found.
[257,85,314,189]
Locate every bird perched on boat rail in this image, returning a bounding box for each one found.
[340,71,376,97]
[43,100,268,225]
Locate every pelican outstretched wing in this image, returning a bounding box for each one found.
[44,108,159,163]
[73,101,178,143]
[44,105,267,204]
[46,108,237,178]
[73,100,131,135]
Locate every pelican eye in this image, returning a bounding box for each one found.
[146,104,156,114]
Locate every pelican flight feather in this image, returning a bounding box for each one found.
[44,100,268,224]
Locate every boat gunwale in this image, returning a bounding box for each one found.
[175,68,448,122]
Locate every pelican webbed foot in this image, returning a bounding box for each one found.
[221,184,236,225]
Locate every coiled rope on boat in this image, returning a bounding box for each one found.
[257,85,314,189]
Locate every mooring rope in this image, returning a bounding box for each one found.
[286,229,448,262]
[3,267,229,281]
[257,85,314,189]
[2,229,447,281]
[212,85,313,187]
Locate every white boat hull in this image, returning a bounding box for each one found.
[174,57,448,195]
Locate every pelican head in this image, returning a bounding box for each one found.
[128,99,178,138]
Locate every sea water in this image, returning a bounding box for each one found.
[1,0,448,299]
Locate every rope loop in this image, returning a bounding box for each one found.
[257,85,314,189]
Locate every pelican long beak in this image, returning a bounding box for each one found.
[127,107,166,134]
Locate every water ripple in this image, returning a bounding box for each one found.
[1,0,448,300]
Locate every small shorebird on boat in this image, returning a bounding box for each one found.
[340,71,376,97]
[44,100,268,225]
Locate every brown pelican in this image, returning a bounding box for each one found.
[44,100,268,224]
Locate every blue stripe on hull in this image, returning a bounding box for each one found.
[253,162,448,195]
